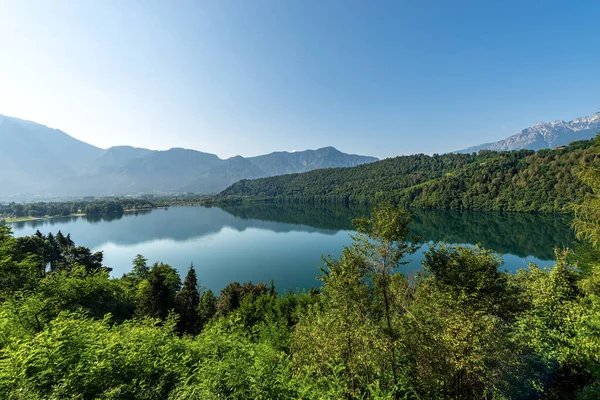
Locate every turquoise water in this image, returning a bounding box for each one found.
[9,204,575,293]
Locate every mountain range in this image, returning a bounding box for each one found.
[457,114,600,153]
[2,111,598,200]
[0,114,378,200]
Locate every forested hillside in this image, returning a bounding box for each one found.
[221,138,598,213]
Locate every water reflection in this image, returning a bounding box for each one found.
[8,204,574,292]
[9,206,345,250]
[220,203,367,231]
[10,205,574,262]
[222,205,575,261]
[409,210,574,260]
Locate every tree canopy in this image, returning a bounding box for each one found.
[221,139,596,213]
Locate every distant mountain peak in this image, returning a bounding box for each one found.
[0,112,377,199]
[457,113,600,153]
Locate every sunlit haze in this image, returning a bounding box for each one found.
[1,0,599,158]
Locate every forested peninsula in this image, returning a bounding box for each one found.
[221,138,597,213]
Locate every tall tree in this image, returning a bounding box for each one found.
[138,262,182,320]
[351,204,420,398]
[175,264,201,334]
[293,248,386,398]
[131,254,149,279]
[55,230,73,250]
[61,246,105,274]
[0,225,41,297]
[217,282,242,316]
[406,245,523,398]
[198,289,217,330]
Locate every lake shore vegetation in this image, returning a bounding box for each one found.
[0,193,598,398]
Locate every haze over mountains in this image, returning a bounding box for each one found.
[2,112,599,200]
[457,114,600,153]
[0,114,377,199]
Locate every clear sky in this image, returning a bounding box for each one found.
[0,0,598,159]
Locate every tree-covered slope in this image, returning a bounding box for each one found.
[222,152,472,202]
[220,139,598,212]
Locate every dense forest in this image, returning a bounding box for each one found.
[221,138,598,213]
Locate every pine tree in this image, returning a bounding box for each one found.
[198,289,217,329]
[217,282,242,316]
[175,264,201,334]
[131,254,149,279]
[138,262,181,320]
[45,232,60,271]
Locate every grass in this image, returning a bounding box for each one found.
[2,216,41,223]
[1,214,85,224]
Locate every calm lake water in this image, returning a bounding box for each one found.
[9,205,575,293]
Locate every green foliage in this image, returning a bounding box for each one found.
[0,203,599,399]
[170,320,298,399]
[423,245,509,312]
[0,198,155,221]
[0,313,192,399]
[137,263,182,320]
[0,225,42,298]
[573,134,600,247]
[217,281,268,316]
[130,254,149,280]
[292,205,422,398]
[197,289,217,329]
[0,312,303,400]
[0,265,135,345]
[291,204,600,398]
[511,251,600,397]
[175,264,201,334]
[221,139,596,213]
[293,248,389,398]
[403,246,530,398]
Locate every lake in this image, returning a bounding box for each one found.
[8,204,575,293]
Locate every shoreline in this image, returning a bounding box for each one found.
[2,213,87,224]
[1,207,162,224]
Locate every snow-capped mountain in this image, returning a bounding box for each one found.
[457,114,600,153]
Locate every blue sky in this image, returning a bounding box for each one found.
[0,0,598,159]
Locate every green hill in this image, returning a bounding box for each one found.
[220,139,597,213]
